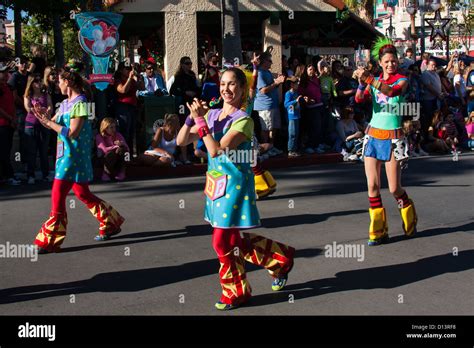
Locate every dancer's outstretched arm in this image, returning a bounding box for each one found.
[355,67,408,97]
[184,98,247,158]
[33,103,84,139]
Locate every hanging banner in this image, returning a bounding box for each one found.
[383,0,399,9]
[76,12,123,91]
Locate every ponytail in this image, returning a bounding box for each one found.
[59,69,84,93]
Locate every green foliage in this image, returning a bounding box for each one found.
[1,0,82,29]
[344,0,359,10]
[21,16,82,65]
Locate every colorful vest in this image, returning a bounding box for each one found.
[203,108,260,229]
[369,73,408,130]
[54,95,93,183]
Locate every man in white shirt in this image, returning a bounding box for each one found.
[420,59,443,136]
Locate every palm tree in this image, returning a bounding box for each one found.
[52,12,65,67]
[344,0,375,25]
[221,0,243,66]
[13,3,21,56]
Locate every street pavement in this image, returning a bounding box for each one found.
[0,153,473,316]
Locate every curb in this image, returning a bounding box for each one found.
[94,153,343,180]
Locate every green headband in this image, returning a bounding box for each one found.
[371,37,396,61]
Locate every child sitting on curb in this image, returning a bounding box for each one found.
[96,117,129,181]
[141,113,180,167]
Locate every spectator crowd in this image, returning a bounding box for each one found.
[1,44,473,186]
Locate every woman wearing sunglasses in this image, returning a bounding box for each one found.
[23,73,53,184]
[169,56,200,165]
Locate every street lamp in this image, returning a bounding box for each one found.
[419,0,426,54]
[446,10,456,60]
[386,10,396,39]
[405,0,442,56]
[406,1,417,58]
[431,0,441,12]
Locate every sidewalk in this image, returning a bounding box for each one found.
[94,153,344,180]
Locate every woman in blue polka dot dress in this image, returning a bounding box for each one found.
[177,67,295,310]
[32,70,124,254]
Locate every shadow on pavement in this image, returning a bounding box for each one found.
[58,210,366,253]
[388,221,474,244]
[0,248,322,305]
[246,249,474,308]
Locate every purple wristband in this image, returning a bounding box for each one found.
[358,84,366,91]
[185,116,195,127]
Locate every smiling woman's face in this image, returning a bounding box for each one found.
[220,70,243,106]
[380,53,398,75]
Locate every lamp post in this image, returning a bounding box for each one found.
[386,11,396,39]
[419,0,426,54]
[406,1,417,57]
[429,0,441,54]
[446,5,453,60]
[405,0,442,56]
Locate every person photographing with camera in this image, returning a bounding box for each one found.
[114,63,144,155]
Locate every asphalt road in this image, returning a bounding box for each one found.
[0,153,473,315]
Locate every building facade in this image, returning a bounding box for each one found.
[111,0,379,79]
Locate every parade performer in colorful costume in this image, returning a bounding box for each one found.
[206,54,277,199]
[32,70,124,253]
[177,67,294,310]
[355,38,417,246]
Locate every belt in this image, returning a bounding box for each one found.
[366,125,404,140]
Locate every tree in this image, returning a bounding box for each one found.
[221,0,243,66]
[1,0,82,66]
[13,2,20,56]
[459,8,473,50]
[20,16,82,66]
[52,13,65,67]
[344,0,374,25]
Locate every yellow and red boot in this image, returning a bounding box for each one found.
[399,199,417,237]
[215,249,252,310]
[34,212,68,253]
[241,232,295,291]
[368,207,389,246]
[255,170,277,199]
